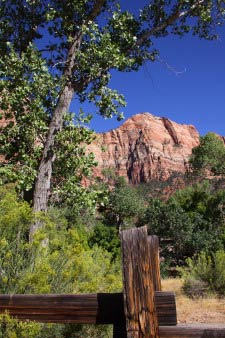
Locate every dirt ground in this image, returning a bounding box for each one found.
[162,278,225,324]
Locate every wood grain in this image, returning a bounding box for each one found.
[148,236,162,292]
[159,324,225,337]
[0,292,176,325]
[121,226,160,338]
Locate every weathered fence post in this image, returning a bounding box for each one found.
[148,236,161,292]
[120,226,160,338]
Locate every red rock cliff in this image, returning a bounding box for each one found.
[88,113,200,183]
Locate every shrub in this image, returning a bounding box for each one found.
[181,250,225,296]
[0,185,122,337]
[0,313,40,338]
[183,278,209,298]
[88,223,120,261]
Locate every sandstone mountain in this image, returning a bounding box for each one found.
[1,111,224,186]
[88,113,200,184]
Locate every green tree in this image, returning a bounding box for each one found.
[88,223,120,260]
[104,177,145,229]
[190,132,225,176]
[145,198,195,264]
[0,1,224,237]
[0,47,98,215]
[171,180,212,214]
[144,182,225,266]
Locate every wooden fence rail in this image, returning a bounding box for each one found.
[0,292,176,325]
[0,293,224,337]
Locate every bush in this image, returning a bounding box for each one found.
[0,313,40,338]
[88,223,120,261]
[181,250,225,296]
[0,185,122,337]
[183,278,209,298]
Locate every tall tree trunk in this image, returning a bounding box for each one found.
[30,2,108,238]
[30,33,82,238]
[33,84,74,213]
[30,84,74,238]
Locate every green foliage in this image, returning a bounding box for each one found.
[0,1,224,215]
[0,3,225,335]
[181,250,225,296]
[0,185,122,337]
[0,46,56,192]
[101,168,117,185]
[104,177,145,229]
[144,182,225,265]
[0,46,98,209]
[88,223,120,261]
[190,133,225,175]
[0,47,98,210]
[171,181,212,214]
[134,172,185,200]
[0,313,112,338]
[145,198,194,264]
[0,314,112,338]
[52,115,100,211]
[0,186,122,294]
[0,313,40,338]
[58,323,113,338]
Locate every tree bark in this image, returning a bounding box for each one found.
[30,33,82,238]
[32,83,74,214]
[30,83,74,238]
[30,1,107,236]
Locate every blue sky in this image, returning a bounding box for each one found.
[85,1,225,136]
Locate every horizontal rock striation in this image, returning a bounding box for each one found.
[88,113,200,184]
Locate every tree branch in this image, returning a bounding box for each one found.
[73,69,106,92]
[86,0,106,22]
[136,0,205,46]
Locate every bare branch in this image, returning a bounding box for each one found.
[157,56,187,76]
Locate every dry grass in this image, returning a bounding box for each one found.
[162,278,225,324]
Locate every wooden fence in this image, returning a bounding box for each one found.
[0,226,225,337]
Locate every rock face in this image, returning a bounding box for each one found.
[88,113,200,183]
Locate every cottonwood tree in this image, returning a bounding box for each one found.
[0,0,224,236]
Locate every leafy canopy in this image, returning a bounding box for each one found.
[190,132,225,176]
[144,181,225,265]
[0,0,224,211]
